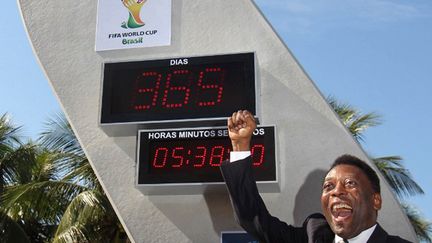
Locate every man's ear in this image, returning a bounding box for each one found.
[373,193,382,211]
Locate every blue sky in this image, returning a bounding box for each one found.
[1,0,431,233]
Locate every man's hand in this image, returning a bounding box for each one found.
[228,110,257,151]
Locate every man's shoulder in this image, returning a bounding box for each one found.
[373,224,414,243]
[386,235,413,243]
[303,213,334,242]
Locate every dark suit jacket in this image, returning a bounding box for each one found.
[220,156,412,243]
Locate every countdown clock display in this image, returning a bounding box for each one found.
[136,126,277,193]
[101,52,257,125]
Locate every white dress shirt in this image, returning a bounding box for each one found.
[229,151,251,162]
[334,224,377,243]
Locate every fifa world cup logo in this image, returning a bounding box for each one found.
[121,0,147,29]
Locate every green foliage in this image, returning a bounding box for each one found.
[38,113,99,189]
[327,96,381,142]
[373,156,424,199]
[403,204,432,243]
[0,211,30,243]
[53,190,124,243]
[1,113,22,193]
[0,113,128,242]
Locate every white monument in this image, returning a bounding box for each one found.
[18,0,417,242]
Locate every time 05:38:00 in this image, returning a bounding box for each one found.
[150,144,265,169]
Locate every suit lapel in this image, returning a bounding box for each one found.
[367,224,388,243]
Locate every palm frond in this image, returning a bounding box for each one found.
[37,113,99,189]
[327,96,381,142]
[38,113,83,156]
[0,113,22,148]
[54,190,120,242]
[373,156,424,198]
[1,143,38,188]
[1,113,23,195]
[402,203,432,243]
[62,161,99,189]
[347,112,381,142]
[53,225,92,243]
[1,180,87,224]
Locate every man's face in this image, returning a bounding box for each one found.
[321,164,382,239]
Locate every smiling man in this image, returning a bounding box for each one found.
[221,110,412,243]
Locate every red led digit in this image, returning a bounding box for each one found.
[132,71,161,110]
[196,67,224,107]
[209,145,224,167]
[251,144,265,166]
[161,69,191,109]
[153,147,168,168]
[171,147,184,168]
[193,146,207,168]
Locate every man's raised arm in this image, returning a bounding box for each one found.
[222,110,302,243]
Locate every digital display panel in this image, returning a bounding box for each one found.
[101,53,256,125]
[137,126,276,185]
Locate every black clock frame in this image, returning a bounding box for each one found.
[136,126,278,194]
[100,52,257,126]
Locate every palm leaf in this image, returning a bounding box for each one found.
[38,113,83,156]
[2,143,57,185]
[38,113,98,189]
[1,113,22,195]
[0,113,22,148]
[347,112,381,142]
[402,204,432,243]
[53,190,121,243]
[372,156,424,198]
[327,96,381,142]
[53,225,93,243]
[1,180,87,224]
